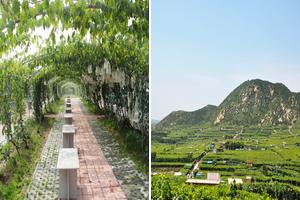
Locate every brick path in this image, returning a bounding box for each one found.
[85,111,149,199]
[73,98,127,199]
[26,98,146,199]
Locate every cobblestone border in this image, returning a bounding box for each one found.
[25,114,63,200]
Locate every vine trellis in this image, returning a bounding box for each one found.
[0,0,148,155]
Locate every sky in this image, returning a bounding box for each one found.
[151,0,300,120]
[1,23,76,61]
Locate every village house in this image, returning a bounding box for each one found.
[247,160,253,167]
[186,172,221,185]
[228,178,243,185]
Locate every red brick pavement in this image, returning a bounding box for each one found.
[72,98,127,200]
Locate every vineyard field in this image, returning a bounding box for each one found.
[152,122,300,199]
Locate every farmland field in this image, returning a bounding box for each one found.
[151,122,300,199]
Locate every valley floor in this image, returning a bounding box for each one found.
[152,124,300,199]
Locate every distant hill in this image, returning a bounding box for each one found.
[155,105,217,129]
[151,119,160,128]
[214,79,300,126]
[155,79,300,130]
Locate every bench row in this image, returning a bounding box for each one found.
[57,98,79,200]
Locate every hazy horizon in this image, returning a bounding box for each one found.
[152,0,300,120]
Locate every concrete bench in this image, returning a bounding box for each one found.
[62,125,75,148]
[65,107,72,113]
[57,148,79,200]
[64,114,73,125]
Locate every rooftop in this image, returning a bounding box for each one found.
[186,179,220,185]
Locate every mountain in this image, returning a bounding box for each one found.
[155,105,217,129]
[155,79,300,129]
[151,119,160,128]
[214,79,300,126]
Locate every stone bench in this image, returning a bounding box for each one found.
[65,97,71,103]
[57,148,79,200]
[62,125,75,148]
[64,114,73,125]
[66,102,71,108]
[65,107,72,113]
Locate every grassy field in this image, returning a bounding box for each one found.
[152,122,300,193]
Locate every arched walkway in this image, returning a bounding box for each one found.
[0,1,148,199]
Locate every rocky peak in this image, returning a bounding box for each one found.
[155,79,300,130]
[214,79,299,126]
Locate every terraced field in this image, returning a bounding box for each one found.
[152,122,300,198]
